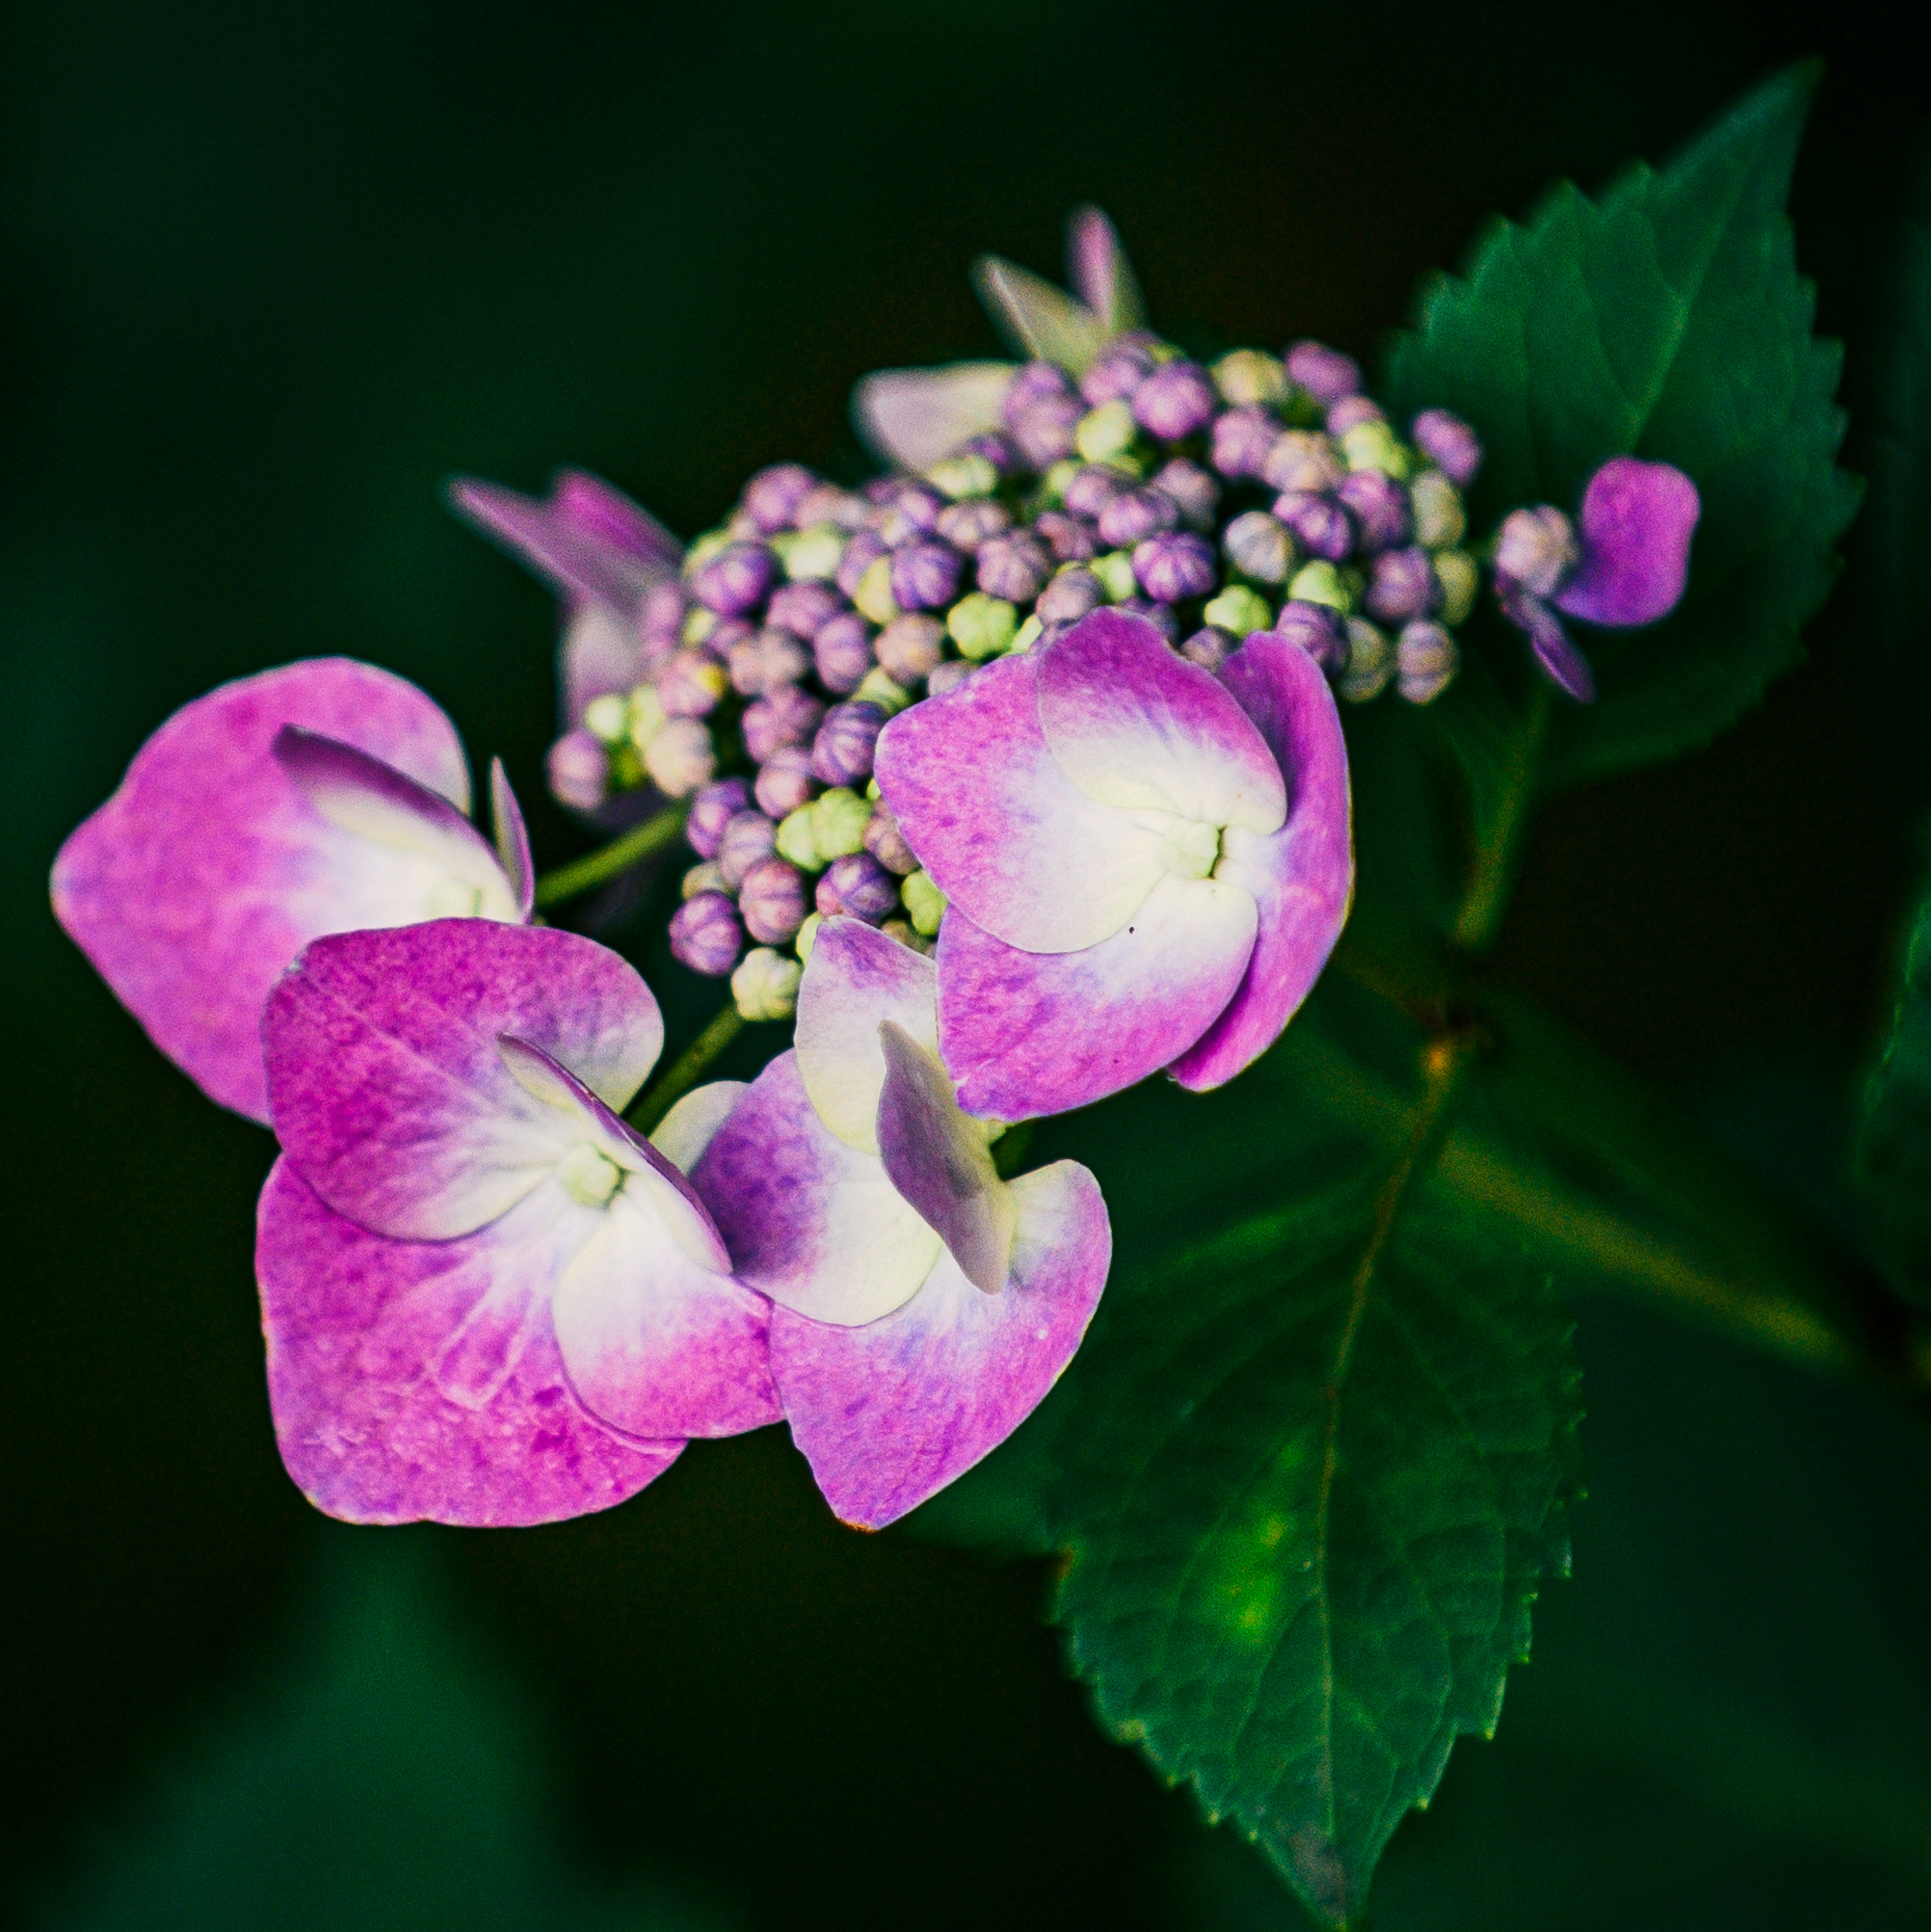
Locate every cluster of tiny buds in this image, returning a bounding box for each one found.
[543,334,1488,999]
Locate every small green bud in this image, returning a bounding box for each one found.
[1432,550,1478,626]
[794,912,822,962]
[1289,560,1352,612]
[1076,399,1138,463]
[1010,613,1044,654]
[1092,550,1138,602]
[813,786,872,861]
[781,522,844,582]
[1409,470,1466,550]
[1213,349,1288,407]
[926,454,999,500]
[1201,585,1274,639]
[853,555,900,626]
[682,605,720,648]
[854,666,912,714]
[682,528,733,576]
[947,591,1019,660]
[607,741,646,791]
[583,693,630,744]
[626,684,669,749]
[1038,459,1080,506]
[865,777,882,801]
[775,805,822,869]
[1341,420,1412,480]
[1339,618,1394,703]
[902,868,947,936]
[879,918,929,955]
[732,946,802,1023]
[682,861,727,899]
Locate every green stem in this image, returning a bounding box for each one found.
[1451,681,1552,954]
[629,1002,745,1134]
[533,804,688,911]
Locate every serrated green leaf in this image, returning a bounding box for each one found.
[1383,64,1860,793]
[1861,864,1931,1302]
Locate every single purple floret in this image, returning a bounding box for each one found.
[1411,408,1483,489]
[1274,599,1348,673]
[1080,339,1157,407]
[977,531,1053,603]
[813,611,875,694]
[1364,546,1439,624]
[1034,511,1098,563]
[1063,465,1128,519]
[1181,627,1230,670]
[755,746,817,820]
[670,892,745,977]
[1118,597,1181,642]
[728,627,809,697]
[1211,406,1281,481]
[875,616,945,685]
[1285,340,1361,404]
[1132,531,1216,603]
[1326,396,1385,435]
[658,650,726,718]
[766,579,845,640]
[1133,360,1217,441]
[686,777,752,859]
[742,464,818,536]
[1223,510,1293,585]
[743,686,826,763]
[816,850,899,924]
[836,530,888,600]
[1274,491,1354,562]
[1002,361,1075,426]
[891,541,965,611]
[862,801,920,875]
[546,730,608,814]
[1153,458,1219,530]
[1011,394,1083,469]
[937,499,1012,549]
[812,701,889,786]
[717,809,778,888]
[693,542,778,617]
[739,856,810,944]
[1097,487,1179,549]
[876,485,947,549]
[1337,470,1413,553]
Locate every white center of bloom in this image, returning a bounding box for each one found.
[1159,817,1221,881]
[426,878,488,918]
[556,1141,623,1208]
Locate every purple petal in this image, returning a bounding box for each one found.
[559,602,650,730]
[873,653,1165,953]
[692,1052,942,1327]
[1035,608,1286,832]
[257,1159,681,1527]
[1066,205,1146,334]
[449,470,681,614]
[851,362,1017,472]
[935,874,1258,1119]
[1523,597,1599,702]
[263,920,663,1239]
[489,758,535,919]
[1168,634,1354,1091]
[1553,457,1702,629]
[51,658,487,1123]
[769,1159,1110,1529]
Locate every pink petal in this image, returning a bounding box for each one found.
[851,362,1015,471]
[1066,205,1145,334]
[692,1052,942,1327]
[449,470,681,615]
[1169,633,1354,1091]
[560,601,651,728]
[1035,608,1286,831]
[1553,456,1702,628]
[874,653,1165,953]
[257,1159,680,1527]
[262,920,663,1240]
[769,1159,1110,1529]
[936,872,1258,1119]
[51,658,486,1123]
[489,758,536,919]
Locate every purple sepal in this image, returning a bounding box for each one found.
[1285,340,1361,405]
[811,702,888,786]
[816,851,898,924]
[890,541,964,612]
[686,777,752,859]
[1067,205,1145,335]
[1411,409,1483,488]
[740,858,809,944]
[1553,457,1701,628]
[671,893,746,977]
[766,579,845,641]
[1211,407,1281,481]
[1518,596,1599,702]
[1132,531,1216,603]
[692,543,778,618]
[813,612,875,695]
[1133,360,1217,441]
[742,687,826,763]
[1002,361,1075,425]
[1097,487,1179,549]
[977,531,1053,604]
[742,464,818,536]
[448,471,681,617]
[1364,546,1439,624]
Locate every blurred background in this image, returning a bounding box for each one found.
[7,2,1931,1925]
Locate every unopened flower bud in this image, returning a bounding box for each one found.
[1036,568,1105,625]
[641,581,689,650]
[1408,470,1466,550]
[1092,550,1139,602]
[1327,395,1387,436]
[946,591,1018,660]
[880,919,929,954]
[852,555,900,625]
[742,686,826,762]
[754,746,817,820]
[686,776,752,858]
[742,464,817,535]
[670,892,744,979]
[1274,599,1348,673]
[692,541,778,617]
[1285,340,1362,405]
[1289,559,1352,613]
[812,701,888,786]
[1154,458,1220,531]
[1263,431,1344,494]
[683,861,727,899]
[1223,510,1295,584]
[854,666,912,714]
[1337,470,1413,552]
[862,800,921,875]
[1118,597,1181,641]
[1396,621,1459,705]
[644,718,716,797]
[1064,464,1127,519]
[1076,399,1138,464]
[732,946,802,1021]
[1034,510,1097,562]
[1098,486,1179,548]
[583,693,630,744]
[716,808,778,888]
[729,626,809,697]
[816,850,899,924]
[1133,360,1217,441]
[793,912,822,962]
[657,651,728,719]
[953,430,1019,474]
[1493,505,1578,600]
[1202,585,1273,639]
[766,579,844,640]
[1004,360,1075,423]
[1011,393,1083,468]
[937,498,1012,548]
[813,611,875,694]
[875,614,945,684]
[836,530,888,600]
[1365,546,1439,624]
[697,617,753,668]
[776,785,871,870]
[1411,409,1483,488]
[778,522,846,582]
[890,541,963,612]
[926,454,999,501]
[796,483,867,531]
[1275,492,1354,563]
[976,530,1052,603]
[1213,348,1288,406]
[627,685,670,748]
[1341,420,1411,480]
[739,856,810,944]
[1339,618,1394,702]
[546,730,609,813]
[682,605,721,650]
[1432,550,1478,625]
[925,660,976,697]
[876,485,946,548]
[1081,339,1157,406]
[901,868,947,936]
[1211,405,1280,480]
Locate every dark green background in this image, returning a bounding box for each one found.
[8,3,1930,1925]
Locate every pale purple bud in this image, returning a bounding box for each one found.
[693,542,777,617]
[728,626,809,697]
[1011,393,1082,468]
[1153,458,1219,530]
[641,581,689,650]
[862,800,920,875]
[1411,410,1483,488]
[1118,597,1182,641]
[1036,568,1106,625]
[742,685,826,762]
[891,540,964,611]
[669,893,744,978]
[876,485,946,548]
[717,809,778,888]
[739,857,810,944]
[765,579,844,639]
[754,746,817,820]
[796,482,868,531]
[813,611,875,694]
[811,700,888,785]
[1063,464,1127,519]
[1034,511,1098,563]
[1285,340,1361,405]
[1211,406,1281,481]
[696,616,752,666]
[937,498,1012,548]
[1133,360,1217,440]
[836,530,888,599]
[1181,627,1231,670]
[1494,505,1579,601]
[1003,361,1075,426]
[925,659,976,697]
[977,530,1054,603]
[816,850,898,924]
[1223,510,1294,584]
[644,718,716,798]
[658,649,728,718]
[1365,546,1440,623]
[1263,431,1344,494]
[1274,599,1348,673]
[1098,486,1180,548]
[1326,396,1386,435]
[1274,492,1354,562]
[1396,620,1459,705]
[1337,470,1413,552]
[952,430,1019,474]
[862,476,902,505]
[686,776,752,858]
[742,464,817,535]
[874,615,945,685]
[546,730,609,813]
[1081,339,1157,406]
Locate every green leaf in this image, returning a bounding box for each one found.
[1383,63,1860,794]
[1861,861,1931,1301]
